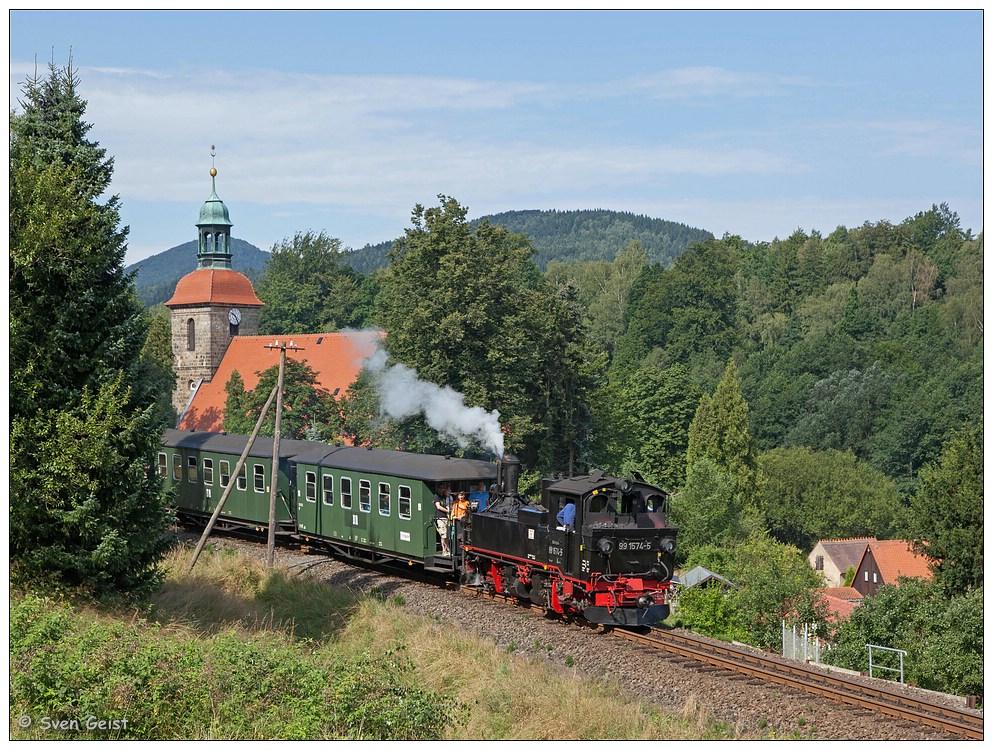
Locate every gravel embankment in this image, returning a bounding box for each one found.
[191,535,973,741]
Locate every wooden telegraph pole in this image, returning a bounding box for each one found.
[264,339,302,569]
[187,339,303,574]
[187,382,279,574]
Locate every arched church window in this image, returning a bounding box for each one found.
[187,318,196,351]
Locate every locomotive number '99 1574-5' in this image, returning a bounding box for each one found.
[161,429,678,628]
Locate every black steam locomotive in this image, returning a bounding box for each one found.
[161,429,677,628]
[465,456,676,627]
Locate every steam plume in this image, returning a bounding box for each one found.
[363,348,504,456]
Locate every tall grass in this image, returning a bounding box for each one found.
[10,544,750,740]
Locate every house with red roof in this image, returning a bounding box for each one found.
[852,540,934,597]
[814,586,863,625]
[807,538,876,587]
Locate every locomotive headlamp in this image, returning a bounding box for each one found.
[597,538,614,556]
[660,537,677,554]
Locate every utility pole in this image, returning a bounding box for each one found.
[187,383,279,574]
[264,339,302,569]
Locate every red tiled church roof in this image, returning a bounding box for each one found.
[165,268,263,307]
[178,330,383,431]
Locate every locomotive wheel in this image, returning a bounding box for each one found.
[529,574,548,606]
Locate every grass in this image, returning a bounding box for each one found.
[10,544,756,740]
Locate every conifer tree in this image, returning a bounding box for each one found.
[10,60,172,597]
[906,423,983,595]
[686,358,760,501]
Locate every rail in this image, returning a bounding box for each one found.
[614,628,983,741]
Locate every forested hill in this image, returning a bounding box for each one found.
[343,209,713,273]
[125,238,269,306]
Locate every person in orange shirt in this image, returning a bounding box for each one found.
[451,490,471,544]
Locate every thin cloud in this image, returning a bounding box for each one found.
[36,63,805,210]
[863,120,981,162]
[622,66,818,99]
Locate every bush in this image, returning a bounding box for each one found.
[10,594,456,740]
[823,579,983,698]
[677,534,826,649]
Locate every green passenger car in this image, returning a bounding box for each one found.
[291,444,497,564]
[161,430,305,533]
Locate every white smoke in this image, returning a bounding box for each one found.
[363,348,504,456]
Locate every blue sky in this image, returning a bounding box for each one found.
[9,10,984,265]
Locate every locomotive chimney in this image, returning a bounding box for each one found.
[498,455,522,497]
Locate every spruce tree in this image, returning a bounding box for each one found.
[10,60,172,597]
[686,358,760,501]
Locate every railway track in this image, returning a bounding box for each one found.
[613,627,983,741]
[459,587,982,740]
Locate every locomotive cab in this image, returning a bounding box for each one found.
[544,475,677,582]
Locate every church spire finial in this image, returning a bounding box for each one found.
[197,145,233,269]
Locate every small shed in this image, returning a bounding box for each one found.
[673,566,735,591]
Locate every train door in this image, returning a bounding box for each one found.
[547,491,577,574]
[344,476,370,546]
[297,467,319,534]
[395,481,419,556]
[316,470,334,538]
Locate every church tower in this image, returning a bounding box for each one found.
[165,151,263,418]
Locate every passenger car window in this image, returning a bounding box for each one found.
[378,482,390,516]
[340,477,352,509]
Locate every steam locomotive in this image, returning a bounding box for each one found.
[161,428,677,627]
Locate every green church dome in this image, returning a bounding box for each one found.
[198,171,233,227]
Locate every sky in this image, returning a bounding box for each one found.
[9,9,985,265]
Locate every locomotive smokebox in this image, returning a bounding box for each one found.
[497,455,522,497]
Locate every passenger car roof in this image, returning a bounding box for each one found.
[163,429,497,483]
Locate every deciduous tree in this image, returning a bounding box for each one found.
[256,230,375,335]
[375,195,594,470]
[223,359,341,441]
[757,446,903,551]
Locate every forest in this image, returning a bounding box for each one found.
[11,61,983,704]
[342,208,713,274]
